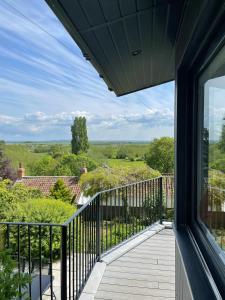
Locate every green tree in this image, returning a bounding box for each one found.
[29,156,56,176]
[219,122,225,153]
[53,154,97,176]
[71,117,89,154]
[145,137,174,173]
[50,179,72,203]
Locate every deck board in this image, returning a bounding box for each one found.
[95,228,175,300]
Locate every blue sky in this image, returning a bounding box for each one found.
[0,0,174,142]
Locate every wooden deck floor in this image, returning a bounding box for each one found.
[95,229,175,300]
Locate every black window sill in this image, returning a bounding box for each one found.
[174,225,222,300]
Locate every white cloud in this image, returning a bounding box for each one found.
[0,1,175,141]
[0,109,174,141]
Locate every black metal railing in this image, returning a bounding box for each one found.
[0,175,174,299]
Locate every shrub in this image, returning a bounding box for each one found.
[80,165,161,196]
[0,181,42,219]
[4,199,76,260]
[0,250,31,299]
[50,179,72,203]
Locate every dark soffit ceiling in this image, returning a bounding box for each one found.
[46,0,185,96]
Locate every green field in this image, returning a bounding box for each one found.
[4,142,149,175]
[5,144,46,174]
[106,159,145,168]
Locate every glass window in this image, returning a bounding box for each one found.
[198,45,225,262]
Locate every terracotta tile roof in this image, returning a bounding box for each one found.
[16,176,81,202]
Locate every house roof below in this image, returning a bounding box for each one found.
[16,176,81,201]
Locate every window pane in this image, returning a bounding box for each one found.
[199,45,225,260]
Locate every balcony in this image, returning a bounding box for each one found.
[0,176,174,299]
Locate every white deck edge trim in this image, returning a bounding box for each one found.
[80,222,170,300]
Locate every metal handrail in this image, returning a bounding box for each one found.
[0,175,174,299]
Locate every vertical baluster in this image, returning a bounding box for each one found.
[93,201,95,264]
[106,193,108,251]
[39,225,42,300]
[114,189,116,247]
[132,183,135,235]
[49,226,53,300]
[125,186,127,239]
[61,226,67,300]
[17,225,21,298]
[72,220,75,299]
[139,182,141,231]
[135,184,138,234]
[118,188,121,243]
[84,209,87,281]
[69,223,71,299]
[110,191,112,249]
[122,187,125,242]
[76,217,78,299]
[96,195,101,261]
[81,211,85,286]
[28,225,32,299]
[79,215,82,295]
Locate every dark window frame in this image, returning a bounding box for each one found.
[175,17,225,297]
[190,29,225,295]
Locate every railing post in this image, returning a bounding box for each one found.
[61,225,67,300]
[159,177,163,224]
[96,195,101,261]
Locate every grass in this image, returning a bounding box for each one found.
[106,159,145,168]
[4,142,149,175]
[4,144,45,175]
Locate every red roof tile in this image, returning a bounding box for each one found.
[16,176,81,202]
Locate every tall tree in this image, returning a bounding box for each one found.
[71,117,89,154]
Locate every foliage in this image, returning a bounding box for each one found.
[145,137,174,173]
[4,199,76,260]
[53,154,97,176]
[71,117,89,154]
[208,170,225,210]
[210,158,225,173]
[0,180,42,219]
[0,250,31,300]
[29,154,98,176]
[50,179,72,203]
[80,165,160,196]
[218,123,225,153]
[29,156,56,176]
[0,141,15,180]
[4,144,45,175]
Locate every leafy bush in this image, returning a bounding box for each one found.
[0,180,42,219]
[0,250,31,299]
[4,199,76,260]
[80,165,161,196]
[145,137,174,173]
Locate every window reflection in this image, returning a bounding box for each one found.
[199,49,225,257]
